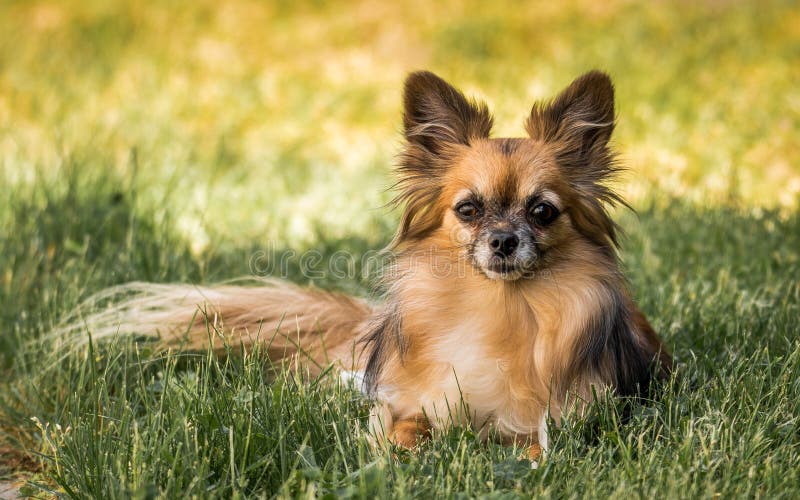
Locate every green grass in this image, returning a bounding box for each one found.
[1,0,800,497]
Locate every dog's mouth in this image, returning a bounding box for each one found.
[487,261,516,274]
[469,240,540,282]
[483,258,524,281]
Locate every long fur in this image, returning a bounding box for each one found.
[51,70,671,451]
[50,278,371,373]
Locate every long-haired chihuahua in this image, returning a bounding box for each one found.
[58,70,672,458]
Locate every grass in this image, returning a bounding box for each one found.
[1,0,799,497]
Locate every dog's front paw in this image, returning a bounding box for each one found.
[527,444,543,469]
[388,414,431,449]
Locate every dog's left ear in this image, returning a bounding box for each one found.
[527,71,623,250]
[525,70,615,173]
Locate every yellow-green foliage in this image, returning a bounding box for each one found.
[1,0,798,251]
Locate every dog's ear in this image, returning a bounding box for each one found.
[526,70,615,172]
[527,71,623,250]
[403,71,493,154]
[390,72,493,247]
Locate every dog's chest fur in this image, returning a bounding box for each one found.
[377,260,606,438]
[424,314,542,436]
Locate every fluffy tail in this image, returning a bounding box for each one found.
[49,278,373,373]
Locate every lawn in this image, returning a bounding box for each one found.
[1,0,799,497]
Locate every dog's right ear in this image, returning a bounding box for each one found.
[403,71,493,155]
[391,73,492,248]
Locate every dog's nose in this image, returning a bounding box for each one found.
[489,231,519,257]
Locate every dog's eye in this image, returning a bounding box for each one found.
[455,201,481,221]
[529,203,559,226]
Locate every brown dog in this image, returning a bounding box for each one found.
[58,70,671,455]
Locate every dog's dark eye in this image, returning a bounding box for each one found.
[529,203,559,226]
[455,201,481,221]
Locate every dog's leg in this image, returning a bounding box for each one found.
[538,409,549,452]
[505,434,543,466]
[507,412,549,469]
[527,410,549,468]
[388,414,431,448]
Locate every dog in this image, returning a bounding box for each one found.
[58,70,671,459]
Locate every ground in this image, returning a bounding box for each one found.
[1,0,799,497]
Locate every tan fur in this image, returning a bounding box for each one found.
[372,224,622,442]
[51,279,371,374]
[389,414,432,448]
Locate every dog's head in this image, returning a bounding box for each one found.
[392,70,625,281]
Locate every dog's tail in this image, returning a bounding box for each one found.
[48,278,373,373]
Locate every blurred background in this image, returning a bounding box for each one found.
[0,0,798,258]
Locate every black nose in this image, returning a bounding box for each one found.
[489,231,519,257]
